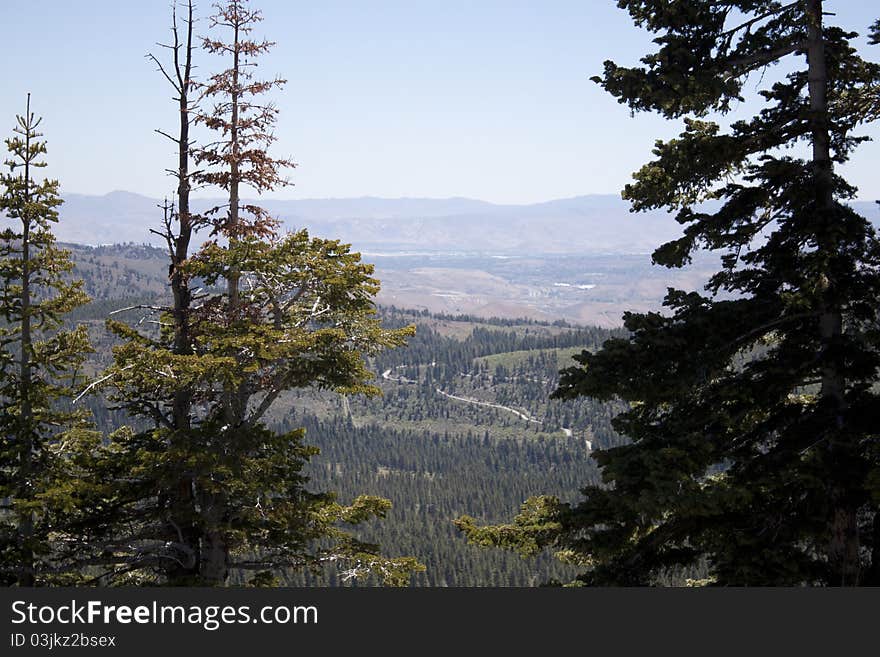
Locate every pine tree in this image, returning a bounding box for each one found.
[188,0,420,585]
[458,1,880,586]
[84,0,421,586]
[0,96,93,585]
[191,0,296,581]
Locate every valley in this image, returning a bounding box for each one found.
[65,244,628,585]
[63,240,720,329]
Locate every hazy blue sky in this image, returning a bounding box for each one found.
[3,1,879,204]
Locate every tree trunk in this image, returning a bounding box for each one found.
[806,0,860,586]
[17,94,35,587]
[867,510,880,585]
[199,494,229,585]
[198,6,243,586]
[165,1,201,585]
[227,15,241,307]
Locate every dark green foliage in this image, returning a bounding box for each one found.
[459,2,880,586]
[287,312,621,585]
[290,416,595,587]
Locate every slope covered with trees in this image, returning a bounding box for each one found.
[67,292,624,586]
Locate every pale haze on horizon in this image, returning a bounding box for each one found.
[3,0,879,205]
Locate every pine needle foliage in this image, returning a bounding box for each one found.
[0,97,94,586]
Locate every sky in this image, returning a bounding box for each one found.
[3,0,879,205]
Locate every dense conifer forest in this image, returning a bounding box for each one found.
[62,269,624,585]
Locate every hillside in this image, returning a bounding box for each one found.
[63,244,627,585]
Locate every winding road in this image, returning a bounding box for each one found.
[381,367,586,445]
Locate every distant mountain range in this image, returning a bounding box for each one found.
[56,190,880,255]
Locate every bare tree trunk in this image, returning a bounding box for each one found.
[157,1,201,585]
[171,1,195,367]
[806,0,859,586]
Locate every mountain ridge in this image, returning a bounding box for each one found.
[56,190,880,255]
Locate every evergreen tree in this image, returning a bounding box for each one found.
[191,0,296,581]
[84,0,421,586]
[190,0,418,585]
[458,1,880,586]
[0,96,93,585]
